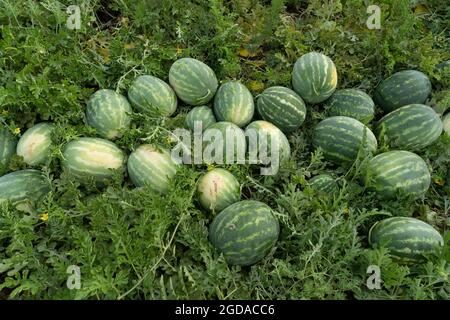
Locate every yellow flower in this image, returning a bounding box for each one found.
[176,46,183,54]
[14,127,21,135]
[40,212,49,221]
[207,164,215,171]
[434,178,445,186]
[343,207,349,214]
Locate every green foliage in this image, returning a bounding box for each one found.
[0,0,449,299]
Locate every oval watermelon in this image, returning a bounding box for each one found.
[0,126,17,174]
[245,120,291,168]
[197,168,241,212]
[127,144,178,194]
[313,116,377,165]
[169,58,218,106]
[369,217,444,264]
[292,52,337,104]
[186,106,216,131]
[308,174,338,194]
[209,200,280,266]
[213,81,255,128]
[365,150,431,200]
[256,86,306,133]
[203,122,247,165]
[62,137,126,183]
[325,89,375,124]
[442,112,450,135]
[16,123,54,166]
[128,75,177,117]
[373,70,431,112]
[0,169,51,205]
[86,89,132,139]
[376,104,443,151]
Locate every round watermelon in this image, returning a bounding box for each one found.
[376,104,443,151]
[292,52,337,104]
[365,150,431,200]
[16,123,54,166]
[256,86,306,133]
[308,174,338,194]
[0,169,51,205]
[127,144,178,194]
[169,58,218,106]
[197,168,241,212]
[369,217,444,264]
[313,116,377,165]
[373,70,431,112]
[442,112,450,135]
[62,137,126,183]
[0,125,17,175]
[128,75,177,117]
[203,122,247,165]
[209,200,280,266]
[245,120,291,168]
[186,106,216,131]
[86,89,132,139]
[213,81,255,128]
[325,88,375,124]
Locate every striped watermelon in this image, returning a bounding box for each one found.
[313,116,377,165]
[245,120,291,167]
[0,126,17,174]
[16,123,54,166]
[369,217,444,264]
[203,122,246,165]
[197,168,241,212]
[292,52,337,104]
[213,81,255,127]
[209,200,280,266]
[169,58,218,106]
[127,144,178,194]
[186,106,216,131]
[376,104,443,151]
[373,70,431,112]
[128,75,177,117]
[256,86,306,133]
[325,89,375,124]
[86,89,132,139]
[62,137,126,183]
[365,150,431,200]
[308,174,338,194]
[0,169,51,205]
[443,113,450,135]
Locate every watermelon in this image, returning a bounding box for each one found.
[86,89,132,139]
[0,126,17,174]
[209,200,280,266]
[128,75,177,117]
[169,58,218,106]
[203,122,246,165]
[127,144,178,194]
[369,217,444,264]
[325,89,375,124]
[62,137,126,183]
[308,174,338,194]
[245,120,291,168]
[373,70,431,112]
[256,86,306,133]
[365,150,431,200]
[376,104,443,151]
[186,106,216,131]
[443,113,450,135]
[213,81,255,128]
[292,52,337,104]
[197,168,241,212]
[0,169,51,205]
[16,123,54,166]
[313,116,377,165]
